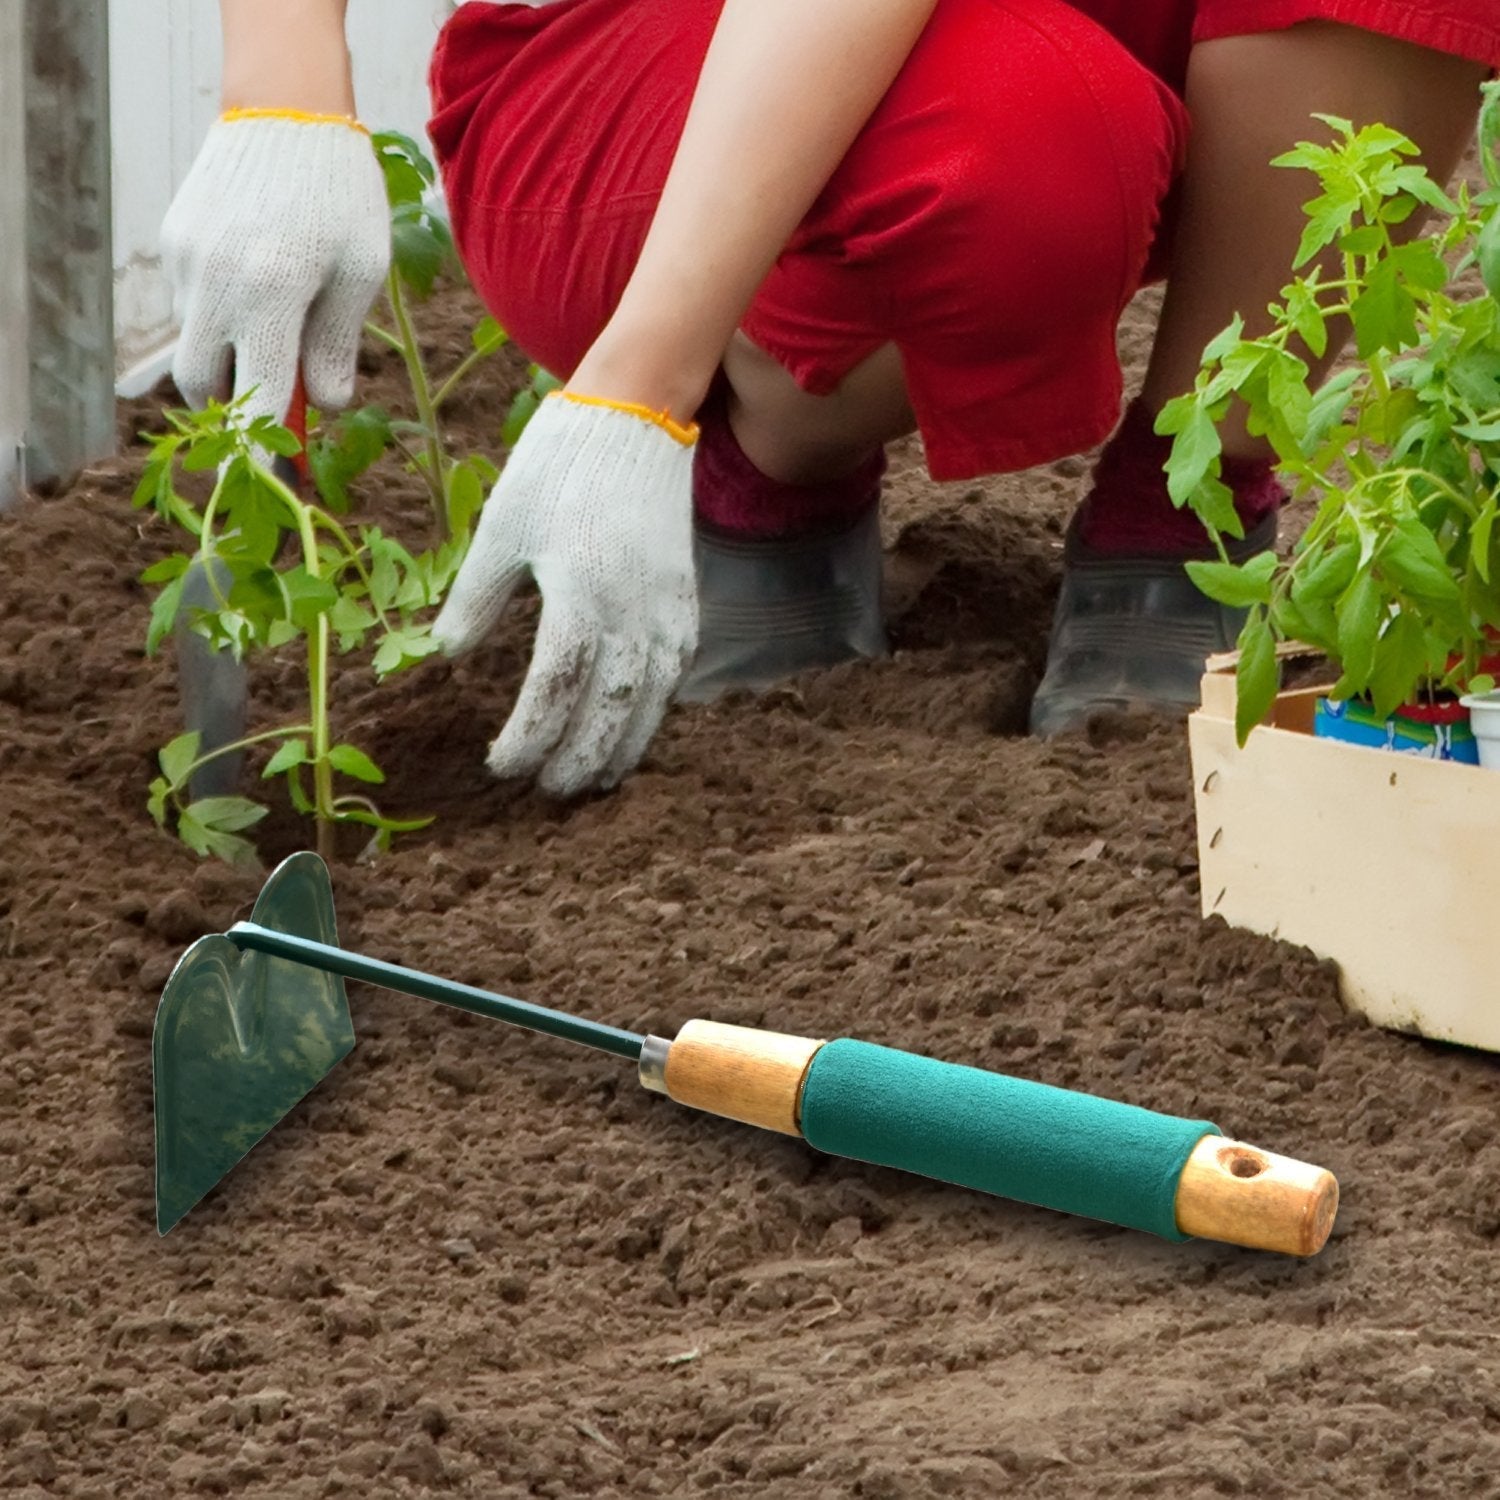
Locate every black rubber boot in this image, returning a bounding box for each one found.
[1028,512,1278,737]
[677,505,887,703]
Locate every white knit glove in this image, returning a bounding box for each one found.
[433,393,699,797]
[160,110,390,425]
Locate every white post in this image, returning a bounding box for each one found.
[0,4,28,510]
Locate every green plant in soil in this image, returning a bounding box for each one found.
[138,131,557,867]
[136,403,442,865]
[1161,84,1500,745]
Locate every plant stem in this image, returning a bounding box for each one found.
[277,479,337,861]
[182,724,316,783]
[309,510,395,632]
[431,346,489,415]
[362,320,405,353]
[385,272,449,538]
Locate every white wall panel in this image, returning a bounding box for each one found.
[110,0,455,388]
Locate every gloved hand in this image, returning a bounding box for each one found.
[160,109,390,426]
[433,392,699,797]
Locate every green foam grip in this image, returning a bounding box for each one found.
[798,1039,1221,1240]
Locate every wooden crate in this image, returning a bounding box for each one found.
[1188,653,1500,1053]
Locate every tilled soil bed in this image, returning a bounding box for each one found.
[2,283,1498,1500]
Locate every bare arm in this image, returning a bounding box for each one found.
[215,0,936,424]
[571,0,939,422]
[219,0,354,114]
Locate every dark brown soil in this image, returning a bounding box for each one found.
[1,279,1498,1500]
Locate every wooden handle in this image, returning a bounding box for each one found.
[662,1020,824,1136]
[1174,1136,1338,1256]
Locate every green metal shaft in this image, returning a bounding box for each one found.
[228,922,645,1062]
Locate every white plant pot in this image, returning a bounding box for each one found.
[1459,690,1500,770]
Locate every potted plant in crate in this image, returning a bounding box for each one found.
[1158,83,1500,764]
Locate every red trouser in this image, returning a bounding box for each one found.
[429,0,1500,482]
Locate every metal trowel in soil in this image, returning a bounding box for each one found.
[154,853,1342,1255]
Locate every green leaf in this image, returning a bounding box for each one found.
[185,796,270,833]
[1272,141,1336,173]
[176,805,263,866]
[372,129,437,207]
[132,446,175,512]
[1160,398,1222,507]
[158,730,202,789]
[223,564,286,632]
[1234,608,1280,746]
[280,568,340,629]
[183,431,238,471]
[367,529,400,611]
[372,628,443,679]
[1378,521,1460,603]
[1310,112,1355,140]
[471,316,508,355]
[205,830,260,866]
[1473,502,1497,586]
[175,807,213,858]
[445,460,486,543]
[1294,189,1360,268]
[244,418,303,459]
[1301,367,1361,453]
[332,806,435,834]
[329,594,378,648]
[1339,225,1384,257]
[1335,573,1384,690]
[146,573,188,656]
[1293,540,1358,602]
[1201,314,1245,365]
[1186,474,1244,542]
[1368,610,1430,720]
[147,777,171,828]
[1184,552,1278,608]
[327,744,386,784]
[1350,258,1418,357]
[263,738,310,777]
[1283,279,1329,361]
[501,368,562,447]
[359,530,429,617]
[500,388,540,450]
[390,202,455,297]
[1378,195,1418,227]
[1263,348,1313,443]
[286,765,314,815]
[1270,593,1328,650]
[140,554,191,585]
[309,405,393,514]
[1482,81,1500,191]
[217,459,288,564]
[1382,164,1457,218]
[1387,238,1449,294]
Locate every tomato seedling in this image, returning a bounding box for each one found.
[136,402,442,864]
[1162,89,1500,744]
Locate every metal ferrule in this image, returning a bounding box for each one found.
[638,1035,672,1095]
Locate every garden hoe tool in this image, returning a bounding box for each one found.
[176,377,309,800]
[153,853,1340,1255]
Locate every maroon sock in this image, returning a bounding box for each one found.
[693,380,884,539]
[1073,397,1285,555]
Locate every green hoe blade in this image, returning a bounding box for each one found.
[152,852,354,1234]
